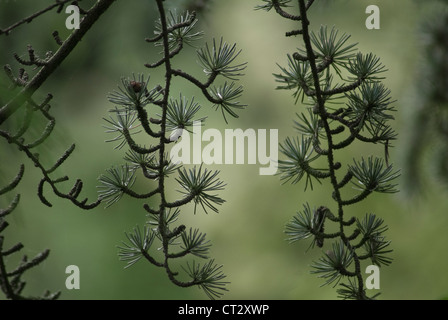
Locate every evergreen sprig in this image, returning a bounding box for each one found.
[346,82,395,128]
[346,52,386,82]
[311,240,354,287]
[197,38,247,80]
[0,0,243,300]
[209,82,246,122]
[153,10,203,49]
[103,108,141,149]
[260,0,398,299]
[166,94,206,131]
[108,74,159,109]
[100,0,247,299]
[274,53,312,102]
[182,259,228,300]
[97,165,137,207]
[181,228,211,259]
[294,109,325,140]
[308,26,357,76]
[284,203,314,243]
[176,165,226,214]
[337,277,371,300]
[277,136,329,189]
[349,157,400,193]
[256,0,293,11]
[118,226,155,268]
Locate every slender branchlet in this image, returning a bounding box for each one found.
[0,0,113,210]
[258,0,399,299]
[0,166,60,300]
[0,0,116,300]
[0,0,83,36]
[103,0,246,299]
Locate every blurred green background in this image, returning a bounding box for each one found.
[1,0,447,300]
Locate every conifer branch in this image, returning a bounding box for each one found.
[262,0,398,299]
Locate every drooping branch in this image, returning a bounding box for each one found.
[265,0,397,300]
[106,0,247,300]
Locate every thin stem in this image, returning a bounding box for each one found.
[0,0,77,36]
[0,129,101,209]
[154,0,175,284]
[297,0,365,297]
[0,237,16,300]
[172,69,220,103]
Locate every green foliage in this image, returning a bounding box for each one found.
[182,259,228,300]
[166,95,205,131]
[103,108,141,149]
[346,83,395,128]
[346,53,386,82]
[154,10,203,49]
[197,38,247,80]
[176,166,226,214]
[0,0,415,301]
[278,136,327,189]
[99,0,246,299]
[256,0,292,11]
[108,74,158,109]
[311,240,353,287]
[274,54,312,103]
[209,82,246,121]
[259,0,398,299]
[97,165,137,207]
[0,0,246,300]
[349,157,399,194]
[308,26,357,76]
[285,203,314,242]
[181,228,211,259]
[118,226,156,269]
